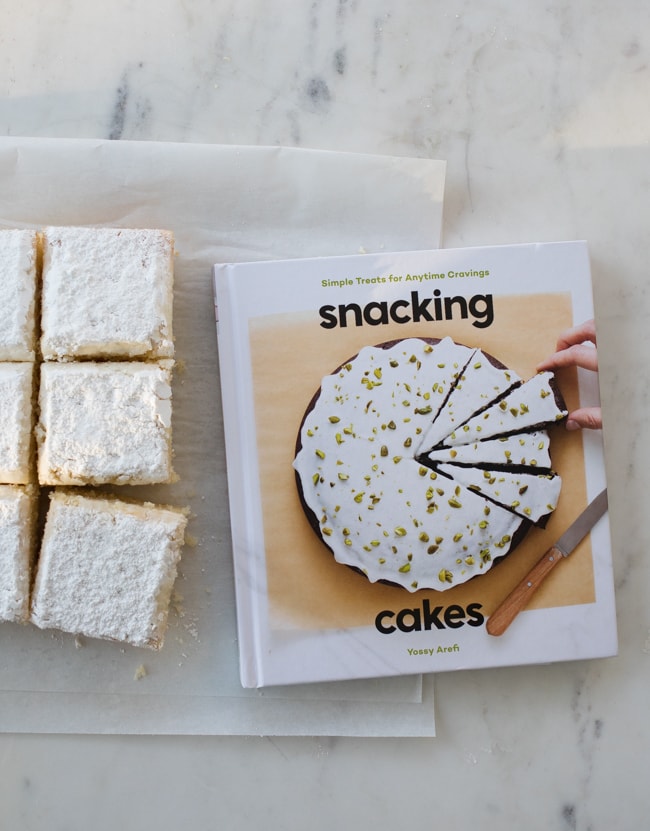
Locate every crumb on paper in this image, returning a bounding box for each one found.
[171,590,185,618]
[74,634,85,649]
[134,664,147,681]
[358,246,367,254]
[185,533,198,548]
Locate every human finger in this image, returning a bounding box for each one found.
[536,343,598,373]
[554,319,597,351]
[565,406,602,431]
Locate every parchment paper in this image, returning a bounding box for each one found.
[0,137,445,735]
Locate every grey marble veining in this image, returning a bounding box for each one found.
[1,0,650,828]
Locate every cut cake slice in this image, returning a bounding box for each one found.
[424,431,552,469]
[436,463,561,526]
[31,491,187,649]
[0,362,35,484]
[416,348,520,455]
[40,226,175,360]
[0,229,38,361]
[0,485,38,624]
[37,360,174,486]
[443,371,568,447]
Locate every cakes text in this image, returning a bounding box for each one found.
[374,599,485,634]
[319,289,494,330]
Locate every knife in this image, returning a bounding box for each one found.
[486,488,608,636]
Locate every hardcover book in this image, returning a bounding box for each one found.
[214,242,617,688]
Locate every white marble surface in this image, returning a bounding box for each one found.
[1,0,649,828]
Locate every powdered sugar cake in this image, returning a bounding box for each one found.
[37,360,174,486]
[0,363,35,484]
[31,492,187,650]
[0,229,38,362]
[0,485,37,624]
[40,226,174,361]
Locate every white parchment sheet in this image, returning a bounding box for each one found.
[0,137,445,735]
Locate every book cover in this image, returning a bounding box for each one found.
[214,242,617,688]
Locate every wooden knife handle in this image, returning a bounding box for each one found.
[486,545,565,636]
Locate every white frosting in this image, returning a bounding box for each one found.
[40,226,174,360]
[0,485,36,624]
[416,349,520,453]
[38,361,174,486]
[31,492,187,649]
[445,371,568,446]
[426,431,552,469]
[0,363,34,484]
[0,229,37,361]
[294,338,526,591]
[436,464,562,525]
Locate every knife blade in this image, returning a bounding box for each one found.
[486,488,608,636]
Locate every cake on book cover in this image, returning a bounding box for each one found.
[214,242,617,688]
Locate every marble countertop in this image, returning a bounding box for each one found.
[2,1,649,828]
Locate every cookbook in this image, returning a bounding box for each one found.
[214,241,617,688]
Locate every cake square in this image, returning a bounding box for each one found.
[0,363,35,484]
[0,229,38,361]
[40,226,174,360]
[31,491,187,649]
[37,361,174,486]
[0,485,37,624]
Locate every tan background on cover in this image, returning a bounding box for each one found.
[251,292,592,630]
